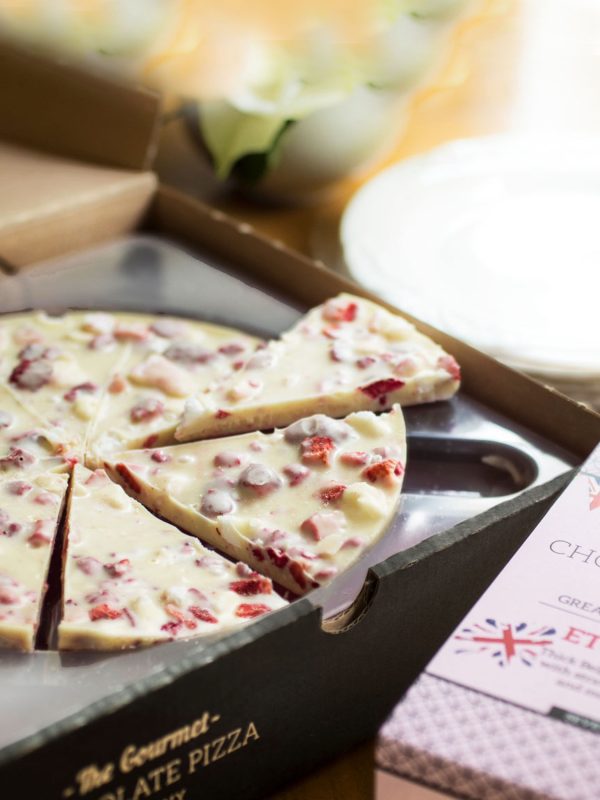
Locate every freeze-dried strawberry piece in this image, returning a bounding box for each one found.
[230,576,272,596]
[301,510,345,541]
[340,451,369,467]
[266,546,289,568]
[108,374,126,394]
[214,451,242,468]
[319,484,346,504]
[389,355,420,378]
[161,620,182,635]
[113,463,141,494]
[122,608,136,628]
[89,604,122,621]
[215,409,231,419]
[6,481,32,496]
[9,430,40,445]
[130,398,165,423]
[165,604,197,629]
[437,354,461,381]
[0,411,13,429]
[239,463,282,497]
[359,378,405,399]
[314,567,338,582]
[89,333,115,351]
[63,381,97,403]
[33,492,56,506]
[150,319,187,339]
[323,299,358,323]
[301,436,335,466]
[164,342,216,364]
[356,356,377,370]
[89,603,123,622]
[283,464,310,487]
[114,322,148,341]
[245,350,276,370]
[251,547,265,561]
[9,359,52,391]
[131,355,192,397]
[76,556,102,575]
[142,434,159,449]
[104,559,131,578]
[200,488,235,517]
[219,341,245,356]
[235,603,270,619]
[289,562,307,590]
[0,587,19,605]
[151,450,171,464]
[362,458,403,487]
[1,521,21,537]
[322,326,341,340]
[0,448,35,471]
[329,342,354,363]
[28,520,51,548]
[189,606,218,624]
[342,536,365,549]
[84,469,109,486]
[82,312,115,335]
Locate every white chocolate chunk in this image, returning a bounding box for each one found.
[129,354,194,398]
[58,466,286,650]
[105,406,406,595]
[176,293,459,441]
[82,313,115,335]
[342,483,386,520]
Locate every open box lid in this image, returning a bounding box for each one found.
[0,37,161,269]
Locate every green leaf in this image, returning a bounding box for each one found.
[199,102,288,180]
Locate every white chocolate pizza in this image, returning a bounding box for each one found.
[104,407,406,595]
[176,293,460,441]
[0,466,69,651]
[0,296,459,651]
[58,466,286,650]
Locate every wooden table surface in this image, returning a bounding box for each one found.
[155,2,599,796]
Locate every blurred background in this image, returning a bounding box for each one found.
[1,0,599,408]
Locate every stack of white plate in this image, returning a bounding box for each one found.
[341,135,600,409]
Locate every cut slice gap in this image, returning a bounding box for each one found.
[0,463,70,651]
[105,406,407,595]
[58,466,287,650]
[34,467,72,651]
[176,293,459,441]
[84,314,259,465]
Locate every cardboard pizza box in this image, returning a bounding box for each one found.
[0,36,598,800]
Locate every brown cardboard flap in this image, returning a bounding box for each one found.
[0,37,160,171]
[0,142,156,269]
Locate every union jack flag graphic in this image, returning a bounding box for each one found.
[454,619,556,667]
[582,472,600,511]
